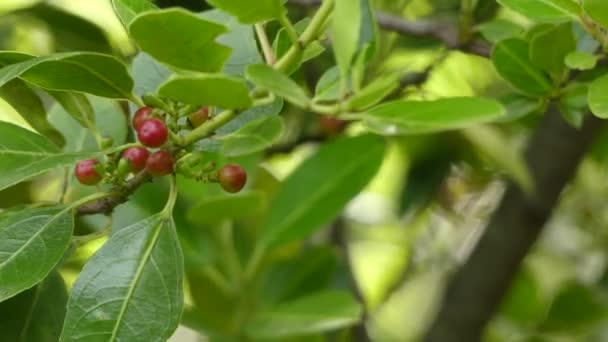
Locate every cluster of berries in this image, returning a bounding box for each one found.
[74,106,246,193]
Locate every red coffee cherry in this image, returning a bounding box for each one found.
[75,159,103,185]
[188,107,210,128]
[146,150,174,176]
[217,163,247,193]
[137,118,169,148]
[122,147,150,172]
[132,106,154,130]
[319,116,346,136]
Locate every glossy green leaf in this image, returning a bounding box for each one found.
[476,19,524,43]
[47,91,95,128]
[0,272,68,342]
[207,0,285,23]
[496,0,580,23]
[565,51,598,70]
[363,97,505,135]
[112,0,157,27]
[492,38,553,96]
[261,135,385,248]
[0,79,64,146]
[246,64,309,108]
[158,74,252,109]
[530,23,575,76]
[0,205,73,301]
[346,74,400,110]
[188,191,266,224]
[61,214,184,342]
[542,282,608,331]
[201,9,263,76]
[333,0,361,77]
[0,51,135,100]
[129,8,231,73]
[462,126,532,192]
[0,121,100,191]
[218,116,284,156]
[246,290,362,339]
[583,0,608,29]
[588,73,608,118]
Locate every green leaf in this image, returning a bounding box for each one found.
[131,52,171,98]
[583,0,608,29]
[188,191,266,224]
[529,23,575,77]
[158,74,252,109]
[217,115,284,156]
[492,38,554,96]
[273,18,326,75]
[0,272,68,342]
[565,51,598,70]
[129,8,231,73]
[314,67,346,102]
[207,0,285,24]
[560,83,588,128]
[0,79,64,146]
[496,93,545,122]
[201,9,263,76]
[500,268,544,325]
[541,282,608,332]
[363,97,505,135]
[476,19,524,43]
[345,74,400,110]
[0,52,135,100]
[61,214,184,342]
[0,121,100,191]
[462,125,532,192]
[333,0,362,77]
[246,290,362,339]
[261,135,384,248]
[246,64,309,108]
[47,91,95,128]
[112,0,157,27]
[496,0,580,23]
[588,73,608,118]
[0,205,73,301]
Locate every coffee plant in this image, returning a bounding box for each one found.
[3,0,608,341]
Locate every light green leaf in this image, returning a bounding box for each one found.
[218,116,284,156]
[314,67,346,102]
[346,74,400,110]
[246,64,309,108]
[0,205,73,301]
[158,74,252,109]
[112,0,157,27]
[246,290,362,339]
[492,38,554,96]
[188,191,266,224]
[529,23,575,76]
[476,19,524,43]
[61,214,184,342]
[333,0,362,77]
[565,51,598,70]
[497,0,580,23]
[47,91,95,129]
[583,0,608,29]
[0,51,135,100]
[589,74,608,118]
[0,79,64,146]
[462,125,532,192]
[0,121,100,191]
[207,0,285,23]
[129,8,231,73]
[261,135,384,248]
[363,97,505,135]
[0,272,68,342]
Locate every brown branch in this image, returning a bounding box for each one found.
[423,107,605,342]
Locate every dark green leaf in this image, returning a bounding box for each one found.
[496,94,545,122]
[218,116,284,156]
[363,97,505,135]
[261,135,384,248]
[497,0,580,23]
[500,268,544,325]
[0,272,68,342]
[158,74,252,109]
[246,290,362,339]
[542,282,608,331]
[0,121,100,191]
[0,205,73,301]
[112,0,157,27]
[492,38,553,96]
[61,214,184,342]
[207,0,285,23]
[129,8,231,73]
[0,79,64,146]
[246,64,309,108]
[529,23,575,77]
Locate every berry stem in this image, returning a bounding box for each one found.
[162,175,178,216]
[182,109,239,146]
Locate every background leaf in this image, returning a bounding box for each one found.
[218,116,284,156]
[188,191,266,224]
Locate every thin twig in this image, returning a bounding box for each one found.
[255,24,276,65]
